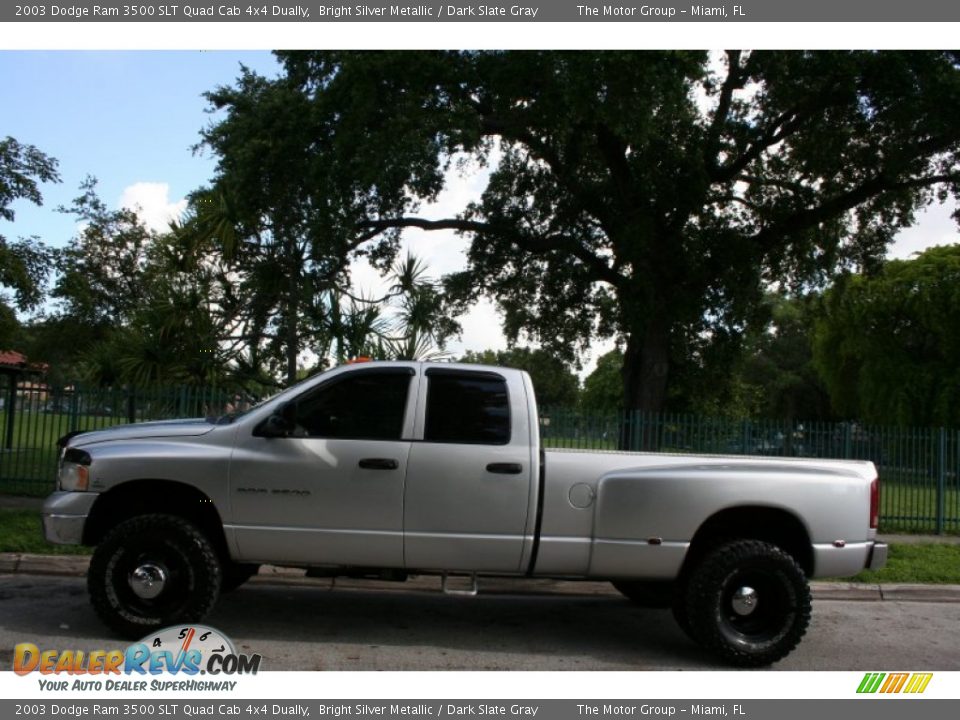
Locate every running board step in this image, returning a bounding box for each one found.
[441,573,478,596]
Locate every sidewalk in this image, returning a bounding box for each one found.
[2,551,959,603]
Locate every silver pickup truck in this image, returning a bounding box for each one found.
[43,361,886,666]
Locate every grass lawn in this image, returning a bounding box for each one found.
[0,508,91,555]
[0,409,129,496]
[2,508,958,584]
[845,543,960,584]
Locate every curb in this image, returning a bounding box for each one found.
[2,552,960,602]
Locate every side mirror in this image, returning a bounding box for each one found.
[254,402,297,438]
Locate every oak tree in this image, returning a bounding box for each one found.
[274,51,960,428]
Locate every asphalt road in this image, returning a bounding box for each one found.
[2,573,960,671]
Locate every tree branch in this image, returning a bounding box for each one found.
[356,215,623,286]
[354,217,491,244]
[704,50,744,175]
[752,171,960,247]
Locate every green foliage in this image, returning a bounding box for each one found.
[0,302,17,348]
[0,136,60,224]
[273,51,960,414]
[198,71,328,383]
[0,137,60,319]
[54,178,153,328]
[46,181,244,388]
[813,244,960,426]
[197,68,464,383]
[325,253,459,364]
[581,350,625,413]
[726,293,833,421]
[460,347,579,407]
[0,236,56,313]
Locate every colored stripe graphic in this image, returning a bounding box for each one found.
[880,673,909,693]
[857,673,885,693]
[857,672,932,694]
[904,674,933,694]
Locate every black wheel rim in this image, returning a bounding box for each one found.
[107,538,193,619]
[717,568,795,648]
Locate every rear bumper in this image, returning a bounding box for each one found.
[41,491,98,545]
[866,541,889,571]
[812,540,888,578]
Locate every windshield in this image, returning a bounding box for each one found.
[214,367,336,424]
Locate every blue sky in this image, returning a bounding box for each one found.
[2,51,281,249]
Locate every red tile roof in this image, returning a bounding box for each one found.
[0,350,46,373]
[0,350,28,368]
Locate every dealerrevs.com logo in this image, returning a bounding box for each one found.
[857,672,933,694]
[14,625,261,691]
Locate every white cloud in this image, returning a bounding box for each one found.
[888,200,959,260]
[445,299,510,357]
[119,182,188,232]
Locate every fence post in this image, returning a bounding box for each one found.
[937,426,946,535]
[127,386,136,425]
[69,386,80,432]
[3,374,16,450]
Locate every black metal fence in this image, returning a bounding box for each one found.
[0,379,241,496]
[539,409,960,534]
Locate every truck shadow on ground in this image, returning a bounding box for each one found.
[0,575,724,670]
[208,581,722,670]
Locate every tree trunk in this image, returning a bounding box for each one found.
[620,317,671,451]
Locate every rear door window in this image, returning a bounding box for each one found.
[424,371,510,445]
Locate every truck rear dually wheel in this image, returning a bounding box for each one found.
[683,539,811,667]
[88,514,222,639]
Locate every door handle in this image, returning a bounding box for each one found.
[358,458,399,470]
[486,462,523,474]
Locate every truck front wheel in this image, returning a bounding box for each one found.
[683,539,811,667]
[88,514,222,638]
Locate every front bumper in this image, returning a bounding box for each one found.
[41,491,98,545]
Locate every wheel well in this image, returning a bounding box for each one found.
[681,506,813,577]
[83,480,229,558]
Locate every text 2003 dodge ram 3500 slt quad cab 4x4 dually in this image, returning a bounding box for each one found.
[43,361,886,666]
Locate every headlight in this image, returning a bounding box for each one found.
[58,448,92,491]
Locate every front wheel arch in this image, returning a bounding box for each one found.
[84,479,230,559]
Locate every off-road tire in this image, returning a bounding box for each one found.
[611,580,675,608]
[671,589,695,641]
[88,514,222,639]
[684,539,811,667]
